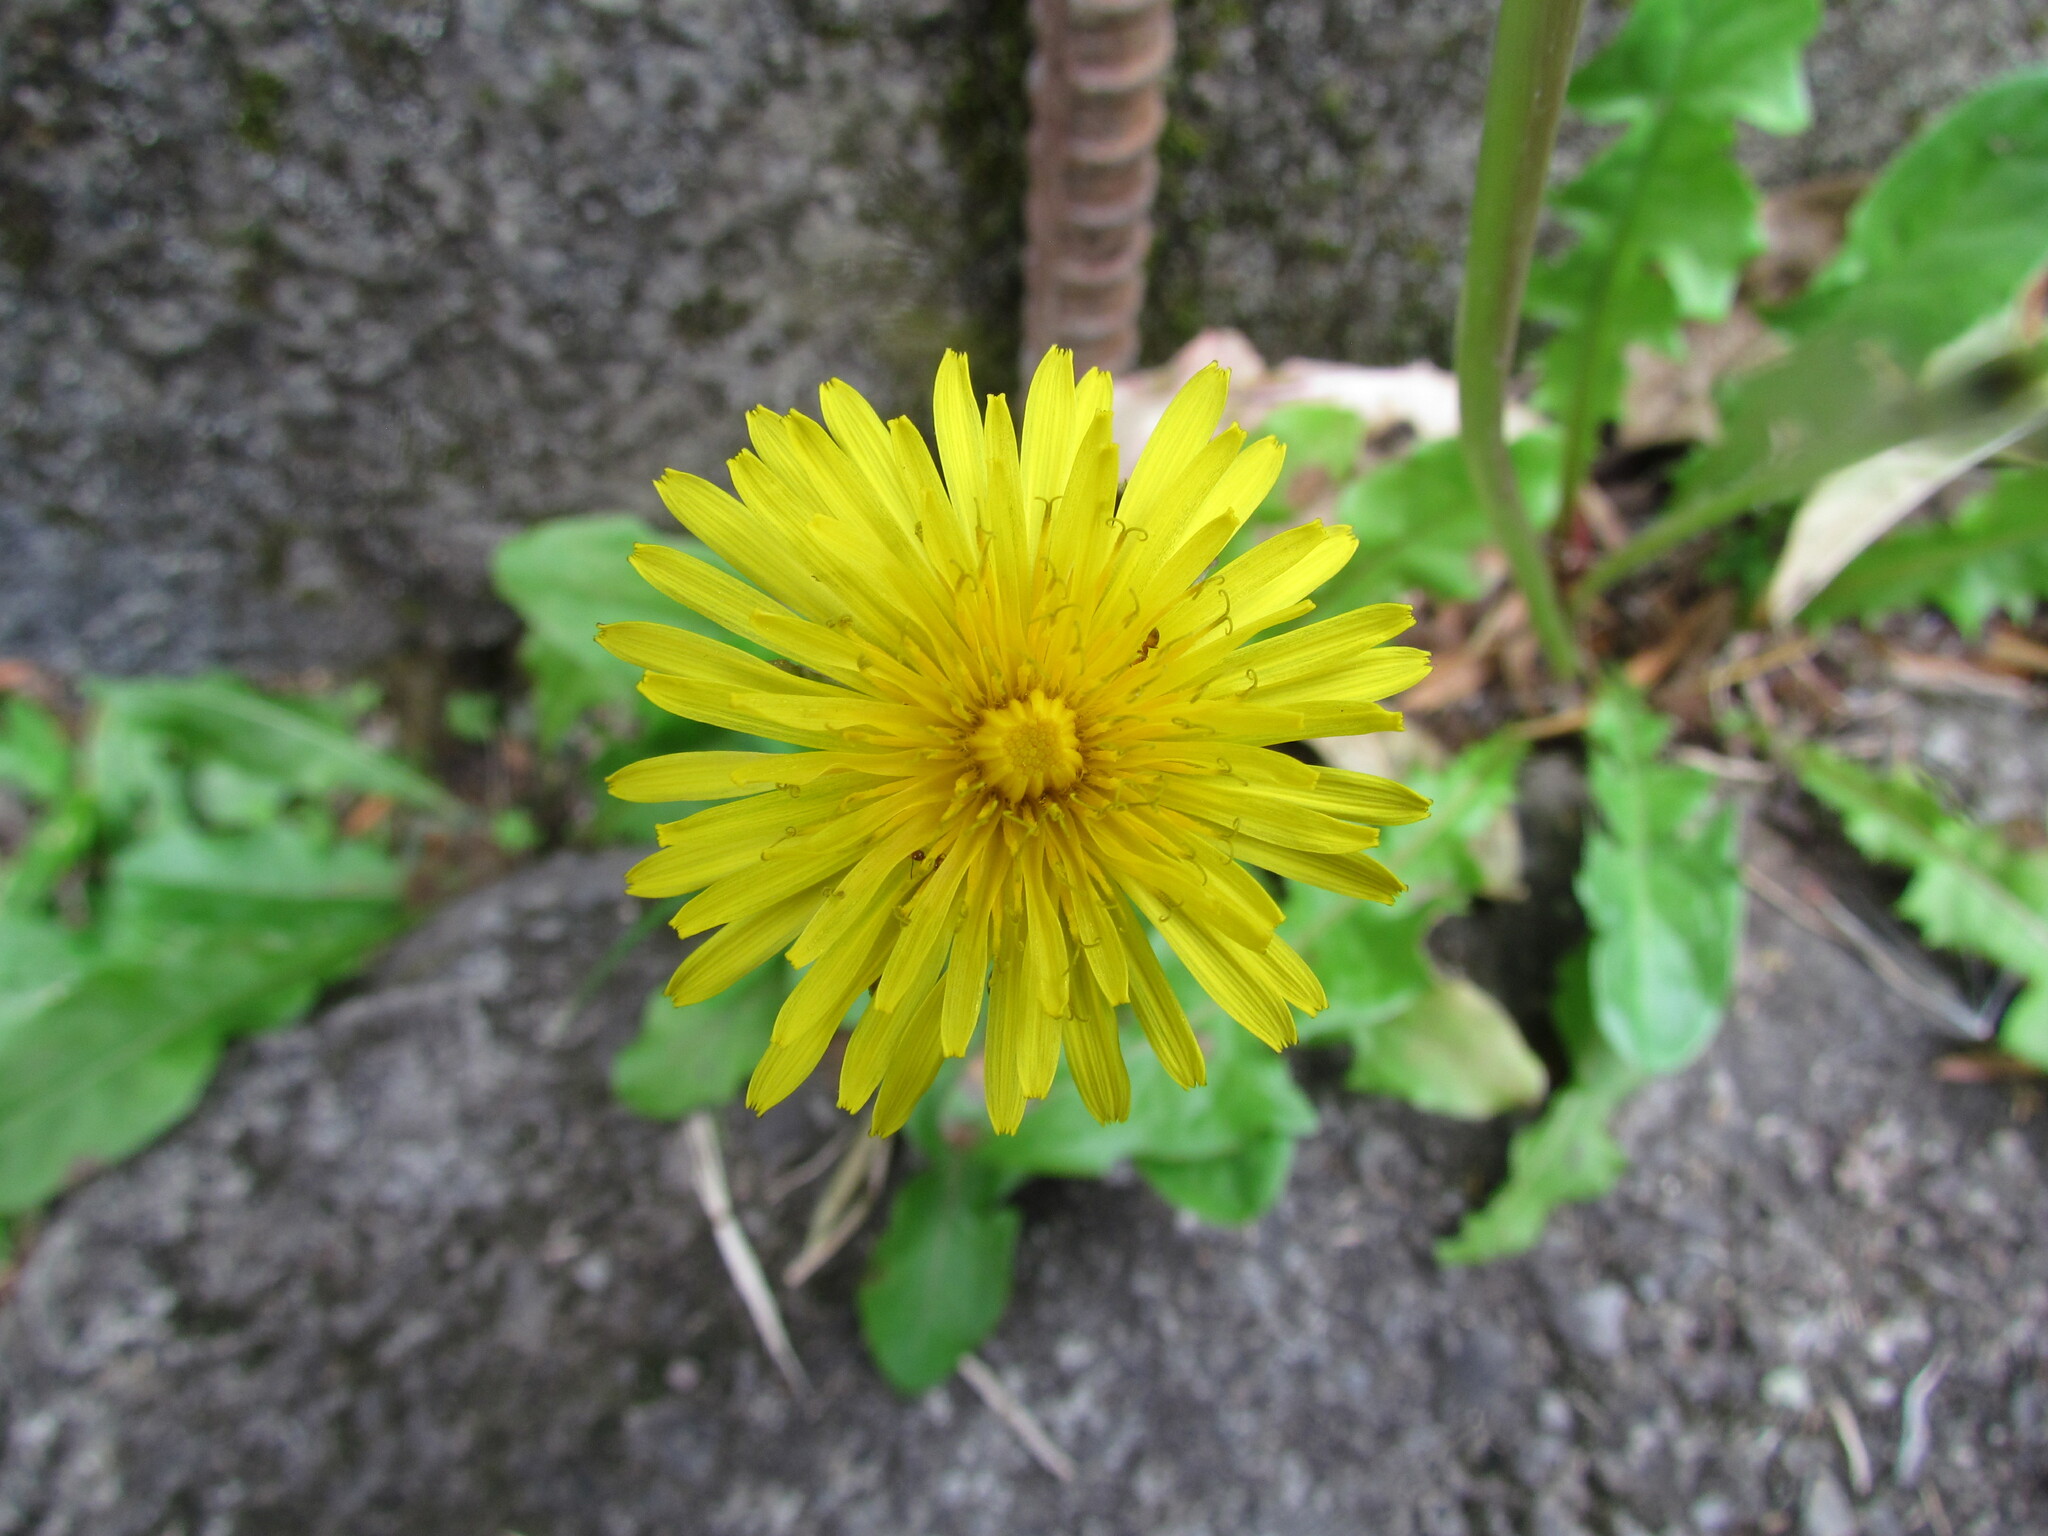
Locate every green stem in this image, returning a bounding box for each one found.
[1456,0,1590,682]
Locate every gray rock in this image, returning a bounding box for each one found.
[2,828,2046,1533]
[5,0,2045,677]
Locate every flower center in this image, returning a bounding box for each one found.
[967,689,1085,803]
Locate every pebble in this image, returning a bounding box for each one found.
[1803,1472,1858,1536]
[1563,1283,1631,1359]
[1763,1366,1815,1414]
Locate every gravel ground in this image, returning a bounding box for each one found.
[1,811,2042,1535]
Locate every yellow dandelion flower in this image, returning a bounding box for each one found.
[605,348,1432,1135]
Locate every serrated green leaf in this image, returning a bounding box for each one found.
[1792,746,2048,1066]
[1324,433,1562,607]
[1434,1064,1636,1265]
[1136,1132,1297,1226]
[0,697,70,802]
[1578,682,1744,1074]
[1532,0,1818,467]
[1569,0,1814,132]
[956,1019,1316,1190]
[1786,68,2048,367]
[1679,70,2048,523]
[1804,466,2048,636]
[1292,893,1439,1046]
[857,1156,1020,1394]
[492,513,751,745]
[1344,978,1548,1120]
[611,963,789,1120]
[1372,733,1532,904]
[1289,735,1537,1119]
[86,675,447,817]
[1254,404,1366,518]
[1436,952,1644,1264]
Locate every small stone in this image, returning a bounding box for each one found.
[1802,1472,1858,1536]
[1763,1365,1814,1413]
[663,1358,701,1394]
[1562,1283,1631,1359]
[571,1252,613,1293]
[1691,1494,1737,1532]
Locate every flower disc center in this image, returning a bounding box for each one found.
[967,689,1084,802]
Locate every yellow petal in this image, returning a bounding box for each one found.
[1119,362,1230,537]
[1062,965,1130,1125]
[664,885,828,1006]
[1108,898,1206,1089]
[606,750,789,804]
[870,986,947,1136]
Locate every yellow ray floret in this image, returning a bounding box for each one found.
[614,347,1432,1134]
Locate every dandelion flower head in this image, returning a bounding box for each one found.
[604,348,1432,1134]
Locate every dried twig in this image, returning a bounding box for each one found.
[1825,1392,1874,1498]
[1743,864,1989,1040]
[1509,703,1590,741]
[765,1127,859,1204]
[682,1114,811,1396]
[1704,634,1820,694]
[782,1134,893,1288]
[1022,0,1174,375]
[958,1353,1077,1482]
[1984,626,2048,677]
[1895,1350,1952,1489]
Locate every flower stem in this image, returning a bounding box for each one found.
[1455,0,1590,682]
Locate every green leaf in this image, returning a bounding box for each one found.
[1370,733,1532,904]
[1287,734,1532,1108]
[0,697,70,801]
[0,792,96,915]
[1344,978,1548,1120]
[444,690,500,744]
[1435,952,1645,1264]
[1253,404,1366,518]
[958,1020,1316,1191]
[1785,67,2048,368]
[857,1155,1020,1393]
[492,513,745,745]
[611,964,788,1119]
[0,912,88,1035]
[1531,0,1819,465]
[1678,69,2048,524]
[109,820,404,909]
[1325,432,1562,607]
[1136,1132,1296,1226]
[1793,746,2048,1066]
[0,960,227,1214]
[1292,893,1439,1046]
[87,674,447,817]
[0,895,405,1214]
[1577,680,1744,1074]
[1434,1060,1636,1264]
[1804,466,2048,637]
